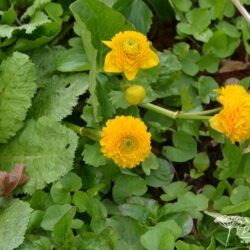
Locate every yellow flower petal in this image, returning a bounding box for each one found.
[104,52,122,73]
[103,31,159,80]
[140,50,159,69]
[100,116,151,168]
[102,40,112,48]
[124,69,138,81]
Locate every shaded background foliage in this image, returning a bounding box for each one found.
[0,0,250,249]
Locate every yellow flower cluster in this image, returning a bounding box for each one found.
[100,116,151,168]
[103,31,159,80]
[209,84,250,142]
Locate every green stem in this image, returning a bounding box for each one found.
[63,122,101,141]
[140,103,178,119]
[140,103,215,120]
[183,107,221,116]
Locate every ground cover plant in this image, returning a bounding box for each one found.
[0,0,250,249]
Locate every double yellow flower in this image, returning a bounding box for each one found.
[103,31,159,80]
[209,84,250,143]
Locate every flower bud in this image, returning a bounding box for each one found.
[125,85,146,105]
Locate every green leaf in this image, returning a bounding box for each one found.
[237,18,250,54]
[0,11,51,39]
[172,0,192,12]
[190,169,204,179]
[198,53,219,73]
[177,8,211,35]
[230,185,250,205]
[29,190,53,210]
[196,76,218,104]
[72,13,100,123]
[70,0,133,68]
[51,172,82,204]
[180,86,195,111]
[140,220,182,250]
[142,153,159,175]
[186,8,211,33]
[163,131,197,162]
[73,191,107,232]
[41,204,72,231]
[0,4,16,25]
[216,142,242,180]
[21,0,51,20]
[82,143,107,168]
[180,50,200,76]
[56,37,90,72]
[193,152,210,173]
[0,52,36,143]
[119,197,159,224]
[29,73,89,121]
[148,0,174,21]
[221,200,250,215]
[217,20,241,38]
[26,210,44,233]
[114,0,153,33]
[73,191,89,212]
[44,2,63,23]
[167,212,193,237]
[203,29,240,58]
[178,192,209,218]
[107,216,147,249]
[175,240,205,250]
[95,78,116,121]
[109,90,130,109]
[161,181,192,202]
[119,203,153,225]
[145,158,174,187]
[12,25,60,51]
[29,46,63,82]
[159,50,182,73]
[52,207,76,246]
[144,109,173,142]
[56,48,90,72]
[76,233,111,250]
[0,117,78,194]
[0,199,32,250]
[112,174,147,204]
[18,235,52,250]
[176,120,202,138]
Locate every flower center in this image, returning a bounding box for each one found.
[122,39,140,54]
[119,136,138,153]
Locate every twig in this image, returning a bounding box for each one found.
[231,0,250,25]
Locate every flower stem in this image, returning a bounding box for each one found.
[140,103,178,119]
[183,107,221,116]
[63,122,101,141]
[140,103,215,120]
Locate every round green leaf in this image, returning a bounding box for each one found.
[112,174,147,204]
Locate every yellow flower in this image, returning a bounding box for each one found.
[103,31,159,80]
[209,84,250,142]
[100,116,151,168]
[216,84,250,107]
